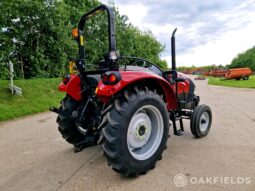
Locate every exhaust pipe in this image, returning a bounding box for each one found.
[171,28,177,71]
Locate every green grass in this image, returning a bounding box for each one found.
[0,78,64,122]
[1,75,253,122]
[208,75,255,88]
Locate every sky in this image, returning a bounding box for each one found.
[101,0,255,67]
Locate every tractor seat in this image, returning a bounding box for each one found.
[87,74,101,87]
[120,65,163,77]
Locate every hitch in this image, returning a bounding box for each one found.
[50,107,60,114]
[74,134,99,153]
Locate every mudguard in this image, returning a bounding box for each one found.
[58,72,192,110]
[58,74,81,101]
[96,71,180,110]
[176,72,192,100]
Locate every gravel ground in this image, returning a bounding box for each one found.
[0,78,255,191]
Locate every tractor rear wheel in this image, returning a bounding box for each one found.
[190,104,212,138]
[57,96,85,147]
[102,87,169,177]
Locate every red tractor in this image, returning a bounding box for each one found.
[51,5,212,177]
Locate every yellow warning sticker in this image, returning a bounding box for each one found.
[69,61,77,74]
[80,36,84,46]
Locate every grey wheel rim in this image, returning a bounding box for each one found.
[127,105,164,160]
[199,112,210,132]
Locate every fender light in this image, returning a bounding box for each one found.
[102,72,121,85]
[62,74,70,84]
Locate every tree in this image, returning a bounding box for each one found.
[0,0,73,78]
[0,0,167,79]
[229,46,255,71]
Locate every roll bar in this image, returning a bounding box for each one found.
[77,4,116,63]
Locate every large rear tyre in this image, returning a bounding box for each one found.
[57,96,84,146]
[190,104,212,138]
[102,87,169,177]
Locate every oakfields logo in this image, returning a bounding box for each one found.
[174,174,252,187]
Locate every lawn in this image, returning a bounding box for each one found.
[0,78,64,122]
[208,75,255,89]
[1,75,254,122]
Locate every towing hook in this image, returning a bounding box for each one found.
[50,107,60,114]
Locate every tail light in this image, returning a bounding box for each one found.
[102,72,121,85]
[109,73,117,83]
[102,74,109,83]
[62,75,70,84]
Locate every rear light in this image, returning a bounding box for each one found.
[102,74,109,83]
[62,75,70,84]
[109,73,117,83]
[102,72,121,85]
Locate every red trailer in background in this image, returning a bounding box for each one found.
[215,69,227,77]
[203,71,210,76]
[181,67,253,81]
[225,68,252,80]
[209,69,227,77]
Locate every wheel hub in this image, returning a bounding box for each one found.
[138,125,146,136]
[127,105,164,161]
[127,113,152,149]
[200,112,209,132]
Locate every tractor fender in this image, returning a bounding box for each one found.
[96,71,178,110]
[58,74,82,101]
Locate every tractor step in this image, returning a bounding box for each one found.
[172,119,185,136]
[174,129,185,136]
[170,111,185,136]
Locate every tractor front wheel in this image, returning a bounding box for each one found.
[102,87,169,177]
[190,104,212,138]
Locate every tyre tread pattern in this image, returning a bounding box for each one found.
[102,87,169,177]
[57,96,84,146]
